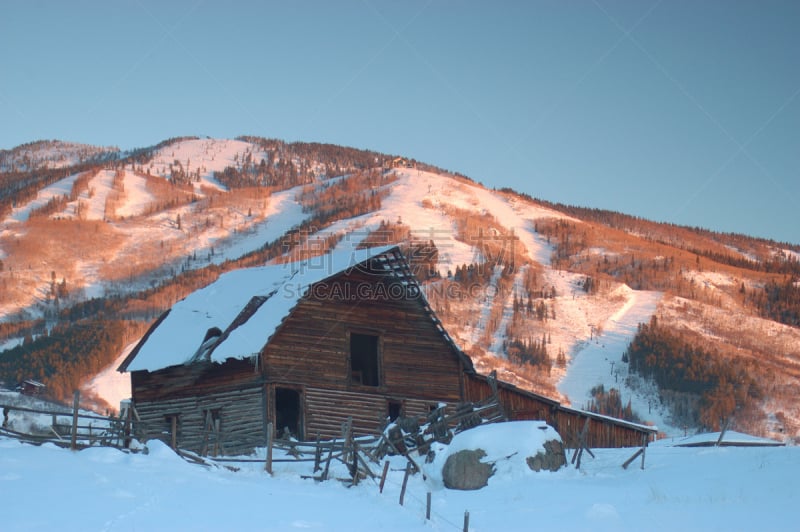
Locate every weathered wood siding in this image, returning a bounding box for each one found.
[130,358,265,454]
[555,408,652,448]
[303,387,387,439]
[463,373,654,448]
[134,386,265,455]
[131,358,261,401]
[463,374,558,423]
[262,268,464,403]
[280,388,454,441]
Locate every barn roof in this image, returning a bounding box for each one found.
[119,245,471,373]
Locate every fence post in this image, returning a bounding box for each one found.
[351,442,360,485]
[640,433,647,470]
[399,461,411,506]
[379,460,390,493]
[313,432,322,472]
[70,390,80,451]
[463,510,470,532]
[322,440,334,481]
[341,417,353,464]
[264,422,274,474]
[426,492,432,520]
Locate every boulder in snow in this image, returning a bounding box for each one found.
[526,439,566,472]
[442,449,494,490]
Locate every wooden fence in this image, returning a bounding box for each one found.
[0,391,135,450]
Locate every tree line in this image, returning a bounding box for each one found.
[0,319,146,403]
[623,317,762,430]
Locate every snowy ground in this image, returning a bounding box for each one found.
[0,421,796,531]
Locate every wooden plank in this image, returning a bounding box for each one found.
[622,447,644,470]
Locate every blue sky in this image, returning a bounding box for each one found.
[2,1,798,244]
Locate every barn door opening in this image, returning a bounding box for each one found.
[275,387,302,440]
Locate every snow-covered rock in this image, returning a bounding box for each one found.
[428,421,564,490]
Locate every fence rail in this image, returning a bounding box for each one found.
[1,391,138,451]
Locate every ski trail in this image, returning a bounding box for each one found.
[557,289,672,430]
[488,265,528,356]
[469,265,504,346]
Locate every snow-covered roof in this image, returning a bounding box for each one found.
[672,430,784,447]
[122,245,398,372]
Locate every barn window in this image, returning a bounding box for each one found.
[350,332,380,386]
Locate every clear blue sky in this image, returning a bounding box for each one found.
[2,1,798,244]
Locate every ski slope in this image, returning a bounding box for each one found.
[558,287,667,430]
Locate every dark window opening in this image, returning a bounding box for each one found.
[275,388,302,439]
[350,333,380,386]
[387,400,402,422]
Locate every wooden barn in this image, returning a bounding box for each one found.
[119,245,655,454]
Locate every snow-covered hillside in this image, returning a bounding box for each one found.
[0,140,117,172]
[0,422,796,531]
[141,138,259,191]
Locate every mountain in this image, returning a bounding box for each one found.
[1,136,799,440]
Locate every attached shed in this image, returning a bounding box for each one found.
[464,373,656,448]
[119,245,656,454]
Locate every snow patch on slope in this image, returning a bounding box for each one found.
[145,138,265,192]
[4,173,79,224]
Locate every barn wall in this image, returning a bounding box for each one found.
[463,374,558,423]
[262,269,464,403]
[133,385,265,455]
[555,409,651,448]
[130,359,265,454]
[131,358,261,401]
[300,387,450,440]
